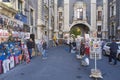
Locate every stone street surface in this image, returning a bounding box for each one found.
[0,45,120,80]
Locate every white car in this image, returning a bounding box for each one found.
[102,42,120,60]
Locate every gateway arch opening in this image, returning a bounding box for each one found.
[70,23,90,37]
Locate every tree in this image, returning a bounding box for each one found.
[70,27,81,38]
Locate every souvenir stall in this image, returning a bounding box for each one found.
[0,14,25,74]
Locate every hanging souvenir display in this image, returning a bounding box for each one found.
[2,59,10,73]
[9,55,15,69]
[0,60,3,74]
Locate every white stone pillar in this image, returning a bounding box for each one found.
[37,0,43,39]
[83,4,86,20]
[63,0,70,32]
[37,0,43,25]
[103,0,108,39]
[91,0,97,37]
[54,0,58,32]
[48,0,52,40]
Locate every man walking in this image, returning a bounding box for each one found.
[27,38,34,59]
[109,39,118,65]
[42,40,47,59]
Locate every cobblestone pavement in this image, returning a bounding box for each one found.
[0,45,120,80]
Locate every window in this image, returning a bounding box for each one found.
[59,23,62,30]
[76,8,83,20]
[18,0,23,12]
[97,26,101,31]
[2,0,11,2]
[111,6,114,16]
[98,11,102,20]
[97,26,101,38]
[111,23,114,36]
[30,9,34,26]
[59,12,62,20]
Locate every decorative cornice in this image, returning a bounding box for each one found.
[0,2,17,14]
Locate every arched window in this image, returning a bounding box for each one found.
[76,8,83,20]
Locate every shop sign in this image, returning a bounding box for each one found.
[90,41,102,59]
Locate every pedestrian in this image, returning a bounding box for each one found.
[69,40,72,53]
[101,40,105,50]
[27,38,34,59]
[81,55,89,66]
[85,42,90,56]
[37,39,43,56]
[109,39,118,65]
[53,35,58,46]
[71,40,76,53]
[76,38,81,53]
[80,41,85,56]
[42,40,47,59]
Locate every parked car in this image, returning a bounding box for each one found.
[102,42,120,60]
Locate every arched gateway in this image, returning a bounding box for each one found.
[70,21,91,37]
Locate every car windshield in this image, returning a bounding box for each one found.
[117,43,120,50]
[106,42,111,47]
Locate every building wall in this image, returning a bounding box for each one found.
[108,0,118,40]
[96,6,102,38]
[27,0,38,35]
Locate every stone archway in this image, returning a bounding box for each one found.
[70,21,91,37]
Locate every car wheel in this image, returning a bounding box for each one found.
[102,50,106,56]
[118,54,120,61]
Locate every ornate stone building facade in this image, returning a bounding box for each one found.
[53,0,108,40]
[108,0,120,40]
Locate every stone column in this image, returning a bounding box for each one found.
[37,0,43,39]
[48,0,52,40]
[103,0,108,39]
[54,0,58,32]
[63,0,70,32]
[83,4,87,21]
[91,0,97,37]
